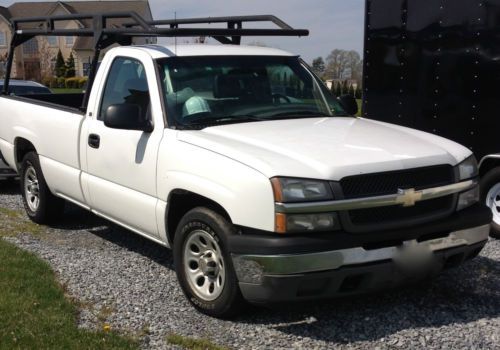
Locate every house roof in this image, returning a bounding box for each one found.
[6,1,152,50]
[8,1,151,18]
[0,6,11,22]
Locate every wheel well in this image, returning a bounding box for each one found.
[479,157,500,177]
[166,190,232,245]
[14,138,36,169]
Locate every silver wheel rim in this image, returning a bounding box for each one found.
[486,183,500,226]
[183,229,226,301]
[24,164,40,212]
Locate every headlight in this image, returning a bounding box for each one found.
[271,177,333,203]
[457,155,478,181]
[457,186,480,211]
[275,212,340,233]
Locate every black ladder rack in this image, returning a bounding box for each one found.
[3,11,309,109]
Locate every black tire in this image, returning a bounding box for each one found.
[173,207,245,318]
[20,152,65,224]
[480,167,500,239]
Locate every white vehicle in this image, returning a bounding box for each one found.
[0,13,492,318]
[0,151,17,180]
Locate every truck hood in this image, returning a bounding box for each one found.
[177,117,471,180]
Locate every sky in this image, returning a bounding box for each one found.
[1,0,366,63]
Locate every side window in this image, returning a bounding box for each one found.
[99,57,151,121]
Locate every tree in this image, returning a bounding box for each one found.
[311,57,325,77]
[55,49,66,78]
[335,81,342,96]
[341,80,349,95]
[39,38,55,79]
[355,84,362,99]
[348,83,355,97]
[65,52,75,78]
[324,49,362,82]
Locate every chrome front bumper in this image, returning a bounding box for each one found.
[232,224,490,284]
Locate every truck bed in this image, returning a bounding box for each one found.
[0,95,86,204]
[3,93,85,113]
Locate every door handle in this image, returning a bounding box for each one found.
[88,134,100,149]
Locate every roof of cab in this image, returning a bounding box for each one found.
[129,44,296,59]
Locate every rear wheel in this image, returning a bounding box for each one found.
[20,152,64,224]
[173,207,244,318]
[480,167,500,238]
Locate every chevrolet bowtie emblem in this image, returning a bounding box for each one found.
[396,188,423,207]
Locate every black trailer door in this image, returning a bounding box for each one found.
[363,0,500,160]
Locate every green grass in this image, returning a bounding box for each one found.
[0,206,138,349]
[0,207,44,238]
[0,239,138,349]
[166,334,228,350]
[51,88,83,94]
[356,99,362,117]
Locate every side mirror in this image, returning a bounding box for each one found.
[104,104,153,132]
[338,94,359,116]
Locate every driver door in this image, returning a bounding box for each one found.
[84,54,164,238]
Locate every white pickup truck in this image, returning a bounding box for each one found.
[0,15,492,318]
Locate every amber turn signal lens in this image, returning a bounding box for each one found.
[270,177,283,202]
[275,213,287,234]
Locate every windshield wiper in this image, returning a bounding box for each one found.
[182,115,267,128]
[269,111,333,119]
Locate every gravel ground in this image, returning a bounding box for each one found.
[1,179,499,349]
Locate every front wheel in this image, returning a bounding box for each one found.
[173,207,244,318]
[20,152,64,224]
[480,167,500,238]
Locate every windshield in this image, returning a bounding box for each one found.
[158,56,347,128]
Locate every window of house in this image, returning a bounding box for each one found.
[50,58,56,73]
[0,32,6,47]
[47,36,58,47]
[22,38,38,55]
[65,36,74,46]
[83,62,91,76]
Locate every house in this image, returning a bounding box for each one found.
[0,0,154,81]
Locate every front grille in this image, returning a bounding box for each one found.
[338,165,456,232]
[340,165,454,199]
[348,195,454,225]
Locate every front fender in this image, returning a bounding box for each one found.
[157,138,275,232]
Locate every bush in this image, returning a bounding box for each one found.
[355,84,362,99]
[50,77,58,89]
[57,77,65,88]
[41,77,52,88]
[64,77,80,89]
[77,77,88,88]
